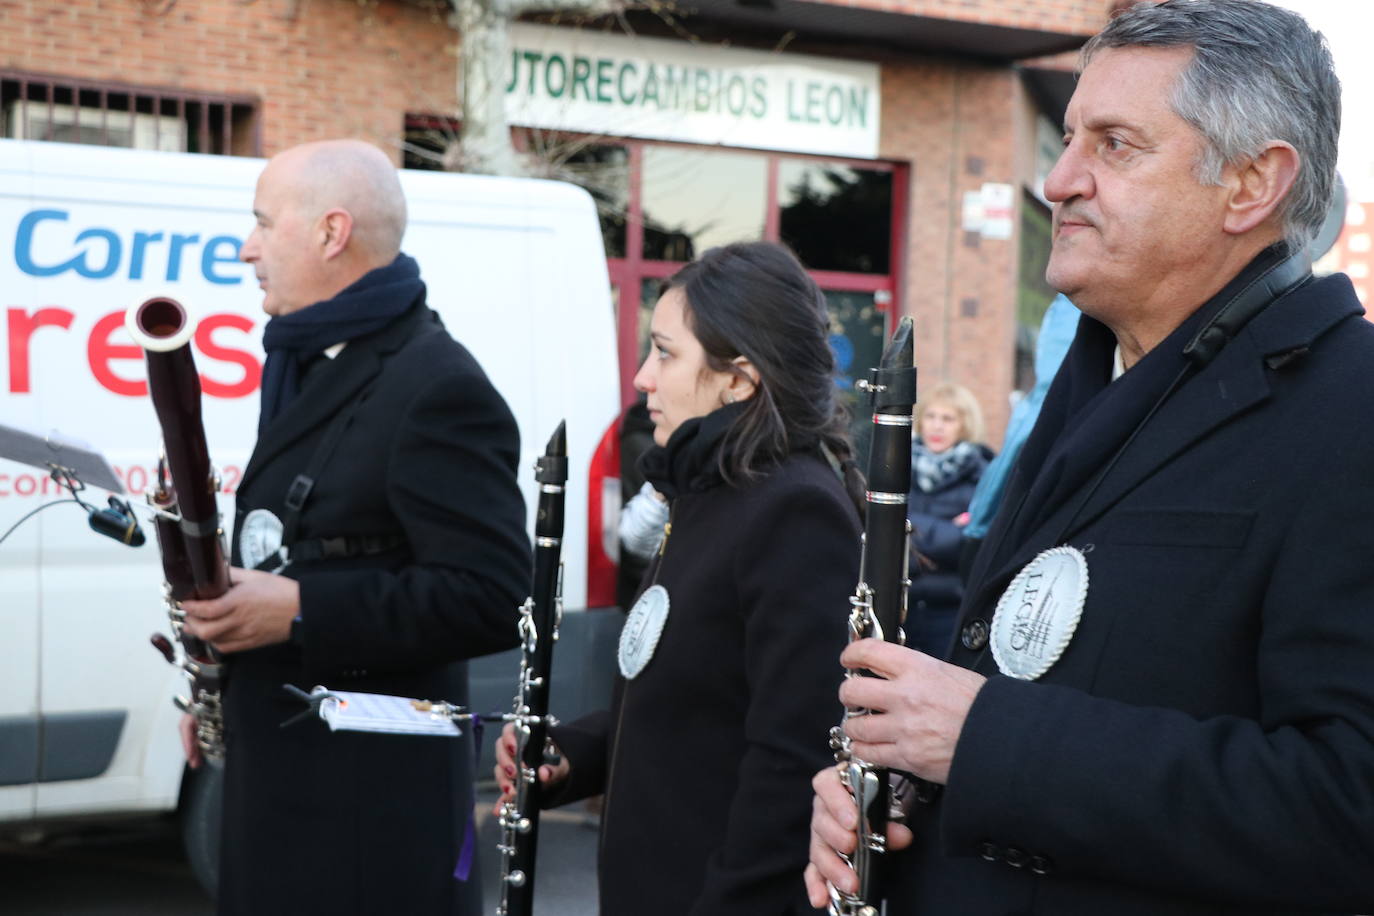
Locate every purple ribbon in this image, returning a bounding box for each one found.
[453,716,487,881]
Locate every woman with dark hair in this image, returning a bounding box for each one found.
[495,241,863,915]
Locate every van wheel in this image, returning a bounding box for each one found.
[178,763,222,898]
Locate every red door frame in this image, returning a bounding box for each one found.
[604,138,909,409]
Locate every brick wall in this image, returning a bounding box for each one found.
[880,57,1020,445]
[2,0,459,159]
[1317,201,1373,313]
[816,0,1106,36]
[2,0,1101,443]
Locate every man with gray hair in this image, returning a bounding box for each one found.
[807,1,1374,913]
[180,139,530,914]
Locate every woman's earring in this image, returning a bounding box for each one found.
[725,391,736,404]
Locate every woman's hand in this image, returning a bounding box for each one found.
[178,713,202,770]
[493,722,571,814]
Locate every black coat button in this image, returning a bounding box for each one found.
[1030,855,1053,875]
[979,841,1000,862]
[1004,847,1029,869]
[961,618,990,651]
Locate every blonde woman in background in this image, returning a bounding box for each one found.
[906,381,991,655]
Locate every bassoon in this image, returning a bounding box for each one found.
[828,316,916,916]
[496,420,567,916]
[125,296,231,764]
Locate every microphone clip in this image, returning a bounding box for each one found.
[88,495,147,547]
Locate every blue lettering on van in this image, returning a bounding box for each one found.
[16,210,77,277]
[166,234,199,282]
[127,232,163,280]
[201,236,242,285]
[71,227,121,279]
[14,209,245,285]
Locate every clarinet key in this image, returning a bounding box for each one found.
[150,632,176,664]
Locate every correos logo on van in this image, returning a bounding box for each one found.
[16,209,244,284]
[6,207,263,401]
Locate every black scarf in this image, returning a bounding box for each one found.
[638,401,749,500]
[987,245,1288,565]
[258,253,425,433]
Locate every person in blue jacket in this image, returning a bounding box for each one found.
[962,296,1080,546]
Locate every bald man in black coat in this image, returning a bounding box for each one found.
[182,139,529,916]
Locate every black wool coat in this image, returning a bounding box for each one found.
[906,442,989,656]
[548,450,861,916]
[218,302,529,916]
[888,270,1374,915]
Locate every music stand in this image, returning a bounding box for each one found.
[0,421,124,493]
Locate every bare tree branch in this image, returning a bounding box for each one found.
[449,0,622,176]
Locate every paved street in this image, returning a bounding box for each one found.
[0,786,599,915]
[474,789,601,916]
[0,824,213,916]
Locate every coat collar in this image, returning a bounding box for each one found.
[966,273,1361,613]
[239,304,436,495]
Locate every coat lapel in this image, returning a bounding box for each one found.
[239,306,433,495]
[964,351,1267,614]
[1053,339,1270,541]
[966,275,1361,612]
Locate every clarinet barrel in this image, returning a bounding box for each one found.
[863,317,916,653]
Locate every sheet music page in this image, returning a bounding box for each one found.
[0,420,124,493]
[317,690,463,737]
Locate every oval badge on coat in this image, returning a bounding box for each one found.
[619,584,670,680]
[990,546,1088,680]
[239,508,284,572]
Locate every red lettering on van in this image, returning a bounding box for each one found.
[196,313,261,398]
[124,464,149,496]
[8,307,75,393]
[88,311,147,397]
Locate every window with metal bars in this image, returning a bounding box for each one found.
[1,71,260,156]
[402,113,460,170]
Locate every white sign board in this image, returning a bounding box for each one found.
[961,183,1016,239]
[980,182,1015,240]
[506,24,881,159]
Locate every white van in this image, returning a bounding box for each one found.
[0,139,623,884]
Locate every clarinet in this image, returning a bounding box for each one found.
[828,317,916,916]
[125,296,231,764]
[497,420,568,916]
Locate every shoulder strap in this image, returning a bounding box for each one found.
[278,385,370,548]
[274,318,442,554]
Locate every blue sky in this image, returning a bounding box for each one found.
[1270,0,1374,200]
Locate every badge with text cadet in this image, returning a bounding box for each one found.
[619,584,669,679]
[990,546,1088,680]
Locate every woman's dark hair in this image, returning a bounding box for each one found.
[665,241,865,509]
